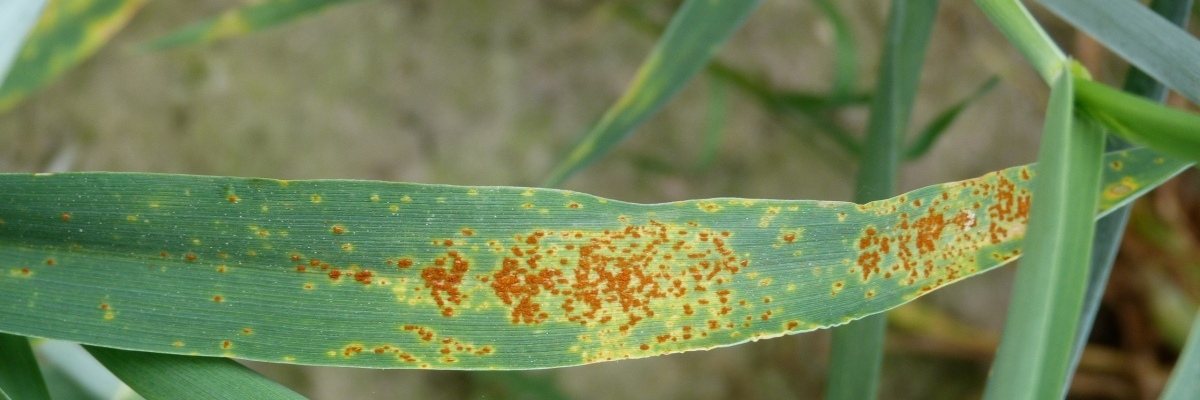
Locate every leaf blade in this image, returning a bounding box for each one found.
[543,0,763,186]
[984,65,1105,399]
[0,149,1188,370]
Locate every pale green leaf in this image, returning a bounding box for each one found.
[984,64,1105,399]
[0,148,1187,370]
[1161,312,1200,400]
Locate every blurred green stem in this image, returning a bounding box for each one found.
[826,1,939,399]
[973,0,1066,83]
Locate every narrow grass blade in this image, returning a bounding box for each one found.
[696,75,729,171]
[904,77,1000,160]
[543,0,763,186]
[983,65,1106,399]
[1039,0,1200,104]
[0,333,50,400]
[973,0,1067,83]
[85,346,303,399]
[1161,312,1200,399]
[141,0,367,51]
[1075,77,1200,164]
[1066,0,1192,392]
[0,0,147,114]
[811,0,859,100]
[828,2,939,398]
[0,0,47,83]
[0,148,1186,370]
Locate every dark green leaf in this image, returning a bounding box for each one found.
[86,346,303,399]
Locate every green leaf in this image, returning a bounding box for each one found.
[1161,312,1200,400]
[0,149,1185,370]
[0,0,147,114]
[0,333,50,400]
[1039,0,1200,104]
[141,0,368,51]
[0,0,48,83]
[543,0,764,186]
[828,1,939,398]
[904,76,1000,160]
[85,346,304,399]
[983,64,1105,399]
[1074,77,1200,164]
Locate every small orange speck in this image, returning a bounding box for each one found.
[332,225,345,234]
[290,255,301,262]
[398,258,413,268]
[443,240,454,246]
[227,195,239,203]
[221,340,232,349]
[212,295,224,302]
[461,228,474,236]
[242,328,253,334]
[160,251,169,259]
[296,265,306,272]
[640,344,650,351]
[60,213,71,221]
[310,259,321,266]
[329,269,342,280]
[45,259,55,266]
[185,253,197,262]
[99,303,109,310]
[217,265,227,273]
[303,283,314,290]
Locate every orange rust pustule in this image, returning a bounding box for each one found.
[487,221,747,332]
[421,252,470,317]
[354,270,374,284]
[853,171,1026,289]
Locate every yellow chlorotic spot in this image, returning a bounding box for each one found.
[283,356,296,362]
[522,189,535,197]
[261,205,269,212]
[326,351,337,357]
[342,243,354,251]
[401,196,412,203]
[370,194,381,202]
[173,341,185,347]
[697,201,722,213]
[787,283,797,291]
[149,202,160,208]
[279,180,290,187]
[1104,177,1139,200]
[104,312,114,320]
[311,195,322,203]
[192,239,202,245]
[126,215,138,222]
[389,205,400,212]
[758,278,772,287]
[522,202,534,209]
[467,189,478,196]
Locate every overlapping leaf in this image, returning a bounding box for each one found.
[0,148,1188,370]
[0,0,147,114]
